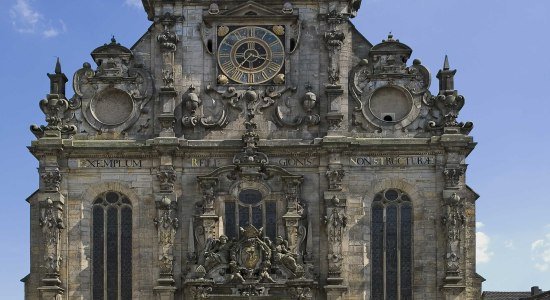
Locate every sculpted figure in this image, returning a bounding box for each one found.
[204,235,232,271]
[273,236,299,273]
[228,260,245,283]
[259,261,276,283]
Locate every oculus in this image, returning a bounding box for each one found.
[90,88,134,126]
[368,86,413,123]
[217,26,285,84]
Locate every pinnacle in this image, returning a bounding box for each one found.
[55,57,62,74]
[443,55,450,70]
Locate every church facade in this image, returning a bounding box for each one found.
[25,1,481,299]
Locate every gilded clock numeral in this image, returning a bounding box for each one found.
[267,62,281,73]
[260,71,268,81]
[247,74,255,84]
[230,69,244,80]
[221,60,234,70]
[248,42,255,50]
[248,27,255,37]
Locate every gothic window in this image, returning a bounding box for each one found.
[371,189,412,300]
[92,191,132,300]
[224,189,277,240]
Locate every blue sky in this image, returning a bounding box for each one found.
[1,0,549,298]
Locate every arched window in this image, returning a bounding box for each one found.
[224,189,277,240]
[371,189,412,300]
[92,191,132,300]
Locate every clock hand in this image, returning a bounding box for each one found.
[250,53,270,62]
[238,53,253,68]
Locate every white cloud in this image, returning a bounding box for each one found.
[504,239,515,250]
[531,231,550,272]
[9,0,41,33]
[476,222,485,229]
[9,0,66,38]
[124,0,142,8]
[476,231,493,264]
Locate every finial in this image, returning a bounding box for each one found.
[443,55,450,70]
[111,35,117,44]
[54,57,62,74]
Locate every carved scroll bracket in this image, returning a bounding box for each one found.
[441,192,466,287]
[323,193,347,285]
[274,85,320,128]
[154,195,179,286]
[39,196,65,289]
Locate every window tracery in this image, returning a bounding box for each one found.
[371,189,412,300]
[92,191,132,300]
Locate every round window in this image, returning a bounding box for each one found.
[368,86,413,122]
[239,189,262,205]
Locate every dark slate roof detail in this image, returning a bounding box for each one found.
[483,292,532,300]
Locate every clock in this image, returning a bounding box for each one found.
[217,26,285,84]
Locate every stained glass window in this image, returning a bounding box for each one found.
[92,191,132,300]
[371,189,412,300]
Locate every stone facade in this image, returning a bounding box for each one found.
[25,1,481,299]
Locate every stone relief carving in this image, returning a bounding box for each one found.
[274,86,320,128]
[69,38,154,134]
[324,195,347,283]
[442,193,466,283]
[193,225,308,284]
[444,166,465,188]
[157,166,176,193]
[289,286,313,300]
[182,85,204,128]
[350,39,473,136]
[41,168,62,192]
[154,196,179,280]
[39,197,64,284]
[349,34,431,134]
[325,168,345,191]
[324,30,346,86]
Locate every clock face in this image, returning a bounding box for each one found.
[218,26,285,84]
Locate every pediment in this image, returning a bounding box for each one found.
[203,1,298,24]
[221,1,283,17]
